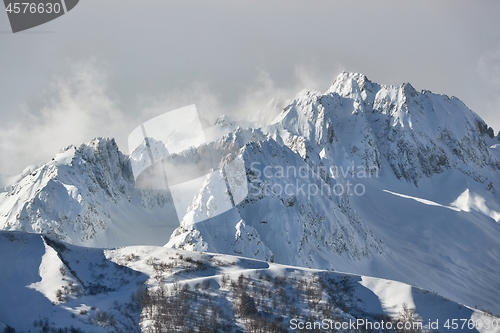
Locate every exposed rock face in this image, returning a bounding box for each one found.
[0,138,176,247]
[274,72,496,184]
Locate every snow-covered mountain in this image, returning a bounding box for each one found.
[1,72,499,317]
[0,138,178,247]
[167,73,500,314]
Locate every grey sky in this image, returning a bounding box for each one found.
[1,0,500,175]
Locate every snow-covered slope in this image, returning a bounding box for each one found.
[0,231,498,333]
[0,231,147,332]
[0,138,178,247]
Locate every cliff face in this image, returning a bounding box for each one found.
[0,138,177,247]
[275,72,497,184]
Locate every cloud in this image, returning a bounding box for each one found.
[221,65,344,127]
[478,47,500,87]
[135,82,224,131]
[0,61,126,175]
[0,60,343,175]
[133,64,343,130]
[478,47,500,133]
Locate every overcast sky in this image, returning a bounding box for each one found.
[1,0,500,175]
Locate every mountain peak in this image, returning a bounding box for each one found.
[277,73,497,184]
[401,81,417,96]
[334,71,370,83]
[328,72,422,101]
[328,71,373,95]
